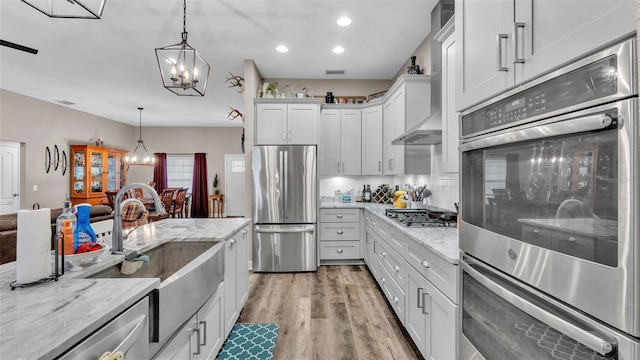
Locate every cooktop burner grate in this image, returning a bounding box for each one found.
[385,208,456,227]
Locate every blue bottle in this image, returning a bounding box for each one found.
[73,203,96,252]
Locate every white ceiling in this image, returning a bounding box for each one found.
[0,0,437,127]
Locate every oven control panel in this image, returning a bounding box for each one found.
[462,55,618,137]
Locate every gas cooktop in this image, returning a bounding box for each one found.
[385,208,457,227]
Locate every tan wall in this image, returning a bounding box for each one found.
[0,89,135,209]
[259,79,393,101]
[393,33,432,80]
[126,127,244,195]
[243,60,262,219]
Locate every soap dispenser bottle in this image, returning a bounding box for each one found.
[73,203,96,252]
[55,200,76,256]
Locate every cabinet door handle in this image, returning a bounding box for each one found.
[422,292,430,315]
[421,260,430,268]
[378,161,382,172]
[394,266,400,272]
[193,328,201,355]
[497,33,509,72]
[288,130,291,142]
[337,161,340,173]
[417,287,424,308]
[337,249,344,254]
[199,320,207,346]
[282,131,286,142]
[373,241,377,254]
[342,162,345,173]
[337,230,344,235]
[388,159,392,171]
[514,22,525,64]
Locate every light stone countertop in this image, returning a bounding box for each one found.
[0,217,251,360]
[320,202,459,264]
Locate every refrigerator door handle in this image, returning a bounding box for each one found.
[283,150,288,220]
[279,150,285,221]
[255,227,315,233]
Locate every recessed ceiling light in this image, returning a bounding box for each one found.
[276,45,288,53]
[337,16,352,26]
[332,46,345,54]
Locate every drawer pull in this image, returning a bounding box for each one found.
[336,214,343,219]
[381,252,387,257]
[421,260,429,268]
[393,296,399,303]
[532,229,539,235]
[565,236,577,243]
[337,230,344,235]
[394,266,400,272]
[337,249,344,254]
[229,238,236,245]
[381,277,386,283]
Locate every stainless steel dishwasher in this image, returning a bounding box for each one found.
[58,297,149,359]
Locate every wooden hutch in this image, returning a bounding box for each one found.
[70,145,128,206]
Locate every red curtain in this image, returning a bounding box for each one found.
[191,153,209,218]
[153,153,167,194]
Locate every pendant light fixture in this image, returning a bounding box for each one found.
[155,0,210,96]
[126,108,154,166]
[20,0,106,19]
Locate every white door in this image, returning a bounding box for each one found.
[224,154,245,217]
[0,141,20,214]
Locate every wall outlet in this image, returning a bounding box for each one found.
[32,185,38,192]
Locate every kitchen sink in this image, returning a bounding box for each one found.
[86,240,225,342]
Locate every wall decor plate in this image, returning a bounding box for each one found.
[45,146,51,173]
[61,150,68,176]
[53,145,60,171]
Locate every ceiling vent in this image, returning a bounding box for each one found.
[56,100,76,105]
[325,70,345,75]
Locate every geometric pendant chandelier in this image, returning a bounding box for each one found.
[20,0,106,19]
[155,0,210,96]
[125,107,154,166]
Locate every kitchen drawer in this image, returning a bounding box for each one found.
[387,226,406,258]
[377,239,406,291]
[320,241,361,260]
[521,224,552,249]
[364,211,376,230]
[320,222,360,241]
[377,258,406,323]
[320,208,360,223]
[553,231,595,262]
[370,215,390,240]
[406,237,459,303]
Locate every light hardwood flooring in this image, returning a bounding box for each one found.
[237,265,423,360]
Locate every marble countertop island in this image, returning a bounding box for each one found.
[320,202,459,264]
[0,217,251,360]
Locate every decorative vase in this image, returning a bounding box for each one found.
[407,56,421,74]
[325,92,335,104]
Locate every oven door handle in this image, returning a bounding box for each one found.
[459,113,615,152]
[461,259,615,356]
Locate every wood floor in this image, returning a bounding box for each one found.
[237,265,423,360]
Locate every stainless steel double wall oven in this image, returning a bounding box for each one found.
[459,37,639,359]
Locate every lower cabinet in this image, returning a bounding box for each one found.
[224,226,250,337]
[155,283,225,360]
[405,263,458,360]
[319,209,361,261]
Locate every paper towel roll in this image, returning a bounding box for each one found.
[17,208,52,284]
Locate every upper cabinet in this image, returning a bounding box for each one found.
[361,105,383,175]
[255,99,321,145]
[319,108,362,176]
[455,0,635,111]
[70,144,127,206]
[437,18,459,173]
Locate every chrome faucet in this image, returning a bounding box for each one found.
[111,183,167,254]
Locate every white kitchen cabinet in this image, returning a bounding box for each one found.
[382,76,430,175]
[319,108,361,176]
[255,100,320,145]
[319,208,361,261]
[361,105,383,175]
[155,284,224,360]
[436,18,459,174]
[405,263,457,360]
[224,226,249,337]
[455,0,635,111]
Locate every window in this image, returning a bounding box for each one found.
[484,157,507,198]
[167,155,194,192]
[231,160,245,173]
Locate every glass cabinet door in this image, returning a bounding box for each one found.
[72,149,85,195]
[107,153,117,191]
[90,151,104,195]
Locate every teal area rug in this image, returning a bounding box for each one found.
[216,323,279,360]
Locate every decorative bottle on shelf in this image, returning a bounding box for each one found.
[362,185,367,203]
[73,203,96,252]
[325,92,335,104]
[407,56,421,74]
[364,185,372,203]
[55,201,76,256]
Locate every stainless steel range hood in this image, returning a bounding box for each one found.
[393,0,453,146]
[392,111,443,145]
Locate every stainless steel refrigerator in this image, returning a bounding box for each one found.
[252,145,317,272]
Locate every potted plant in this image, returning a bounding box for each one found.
[213,173,220,194]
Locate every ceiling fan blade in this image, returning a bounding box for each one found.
[0,40,38,54]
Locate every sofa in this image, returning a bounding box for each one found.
[0,204,114,265]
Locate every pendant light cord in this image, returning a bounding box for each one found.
[138,107,144,142]
[183,0,187,33]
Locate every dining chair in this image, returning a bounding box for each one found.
[105,190,118,210]
[129,187,144,199]
[160,189,176,214]
[172,189,188,218]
